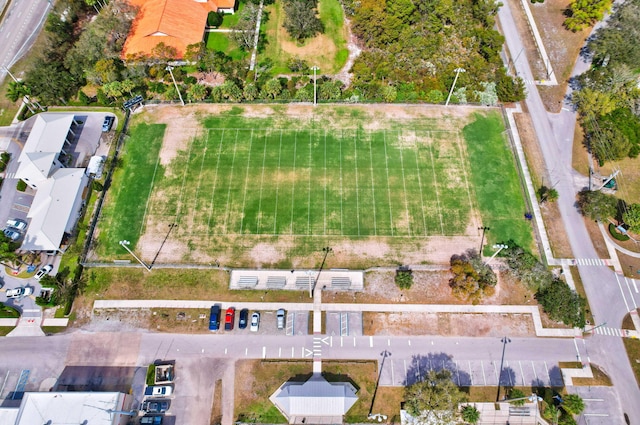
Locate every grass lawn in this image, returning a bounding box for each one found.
[0,305,20,318]
[96,122,166,256]
[623,337,640,387]
[261,0,347,74]
[234,360,378,423]
[463,112,534,252]
[218,2,245,29]
[205,32,247,61]
[93,105,531,267]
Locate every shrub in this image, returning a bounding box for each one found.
[146,364,156,386]
[608,223,630,241]
[207,11,224,27]
[395,267,413,289]
[16,179,27,192]
[92,180,104,192]
[536,279,586,328]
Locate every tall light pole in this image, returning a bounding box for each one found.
[478,226,490,255]
[309,246,332,297]
[496,336,511,402]
[486,244,508,265]
[119,240,152,272]
[368,349,391,421]
[311,66,319,106]
[165,65,185,106]
[445,67,466,106]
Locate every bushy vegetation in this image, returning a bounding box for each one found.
[344,0,524,103]
[449,249,497,304]
[283,0,324,42]
[404,369,466,424]
[501,243,587,328]
[564,0,613,32]
[0,152,10,172]
[573,0,640,165]
[395,267,414,289]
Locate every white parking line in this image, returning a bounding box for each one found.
[481,361,486,386]
[245,348,248,356]
[624,277,638,309]
[291,347,294,358]
[519,361,525,386]
[387,338,390,346]
[532,361,537,381]
[468,361,473,386]
[615,273,631,312]
[544,361,551,383]
[279,347,282,358]
[353,337,356,347]
[369,336,373,347]
[262,347,266,359]
[408,339,411,346]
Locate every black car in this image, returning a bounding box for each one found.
[141,399,170,413]
[102,115,114,132]
[238,308,249,329]
[209,304,221,331]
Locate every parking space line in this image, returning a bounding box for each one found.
[455,361,460,386]
[245,348,248,356]
[532,361,537,381]
[387,338,390,346]
[391,358,395,385]
[408,339,411,346]
[481,361,486,386]
[416,360,421,381]
[468,361,473,386]
[544,361,551,383]
[369,336,373,347]
[340,337,343,347]
[278,347,281,358]
[403,360,407,382]
[262,347,266,359]
[519,361,525,386]
[493,362,498,384]
[353,337,356,347]
[291,347,294,358]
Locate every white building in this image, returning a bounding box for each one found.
[14,113,90,252]
[0,391,133,425]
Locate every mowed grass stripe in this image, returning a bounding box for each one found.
[340,129,360,236]
[356,130,375,236]
[463,112,533,249]
[206,129,226,234]
[98,123,165,255]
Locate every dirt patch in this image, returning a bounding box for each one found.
[325,268,535,306]
[617,251,640,279]
[148,308,211,333]
[583,218,609,258]
[528,0,590,111]
[279,30,337,64]
[364,312,535,337]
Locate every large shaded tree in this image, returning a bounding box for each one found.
[576,190,618,221]
[404,369,467,425]
[283,0,324,42]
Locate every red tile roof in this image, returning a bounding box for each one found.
[123,0,235,59]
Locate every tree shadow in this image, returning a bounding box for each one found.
[404,352,471,387]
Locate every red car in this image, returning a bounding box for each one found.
[224,307,235,330]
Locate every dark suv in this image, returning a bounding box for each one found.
[209,305,221,331]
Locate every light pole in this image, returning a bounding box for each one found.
[311,66,319,106]
[496,336,511,402]
[165,65,185,106]
[368,349,391,421]
[486,244,508,265]
[478,226,490,255]
[445,67,465,106]
[119,240,152,272]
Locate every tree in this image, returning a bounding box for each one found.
[503,243,554,291]
[508,389,526,406]
[6,81,30,102]
[404,369,467,424]
[560,394,585,415]
[231,3,259,51]
[577,190,618,221]
[536,279,586,328]
[283,0,324,42]
[623,203,640,233]
[461,405,480,424]
[0,234,19,268]
[207,11,224,27]
[538,185,558,203]
[187,84,208,102]
[243,83,259,101]
[544,404,561,425]
[395,267,413,289]
[449,249,497,304]
[184,42,207,64]
[150,42,179,62]
[263,78,282,99]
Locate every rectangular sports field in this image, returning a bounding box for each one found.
[95,105,532,266]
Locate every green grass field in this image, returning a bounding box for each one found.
[94,106,532,265]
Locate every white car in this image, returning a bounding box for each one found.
[151,386,172,396]
[6,219,27,231]
[250,312,260,332]
[35,264,53,280]
[6,287,33,299]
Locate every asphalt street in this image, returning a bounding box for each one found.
[0,0,50,84]
[498,0,640,422]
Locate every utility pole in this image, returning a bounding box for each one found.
[119,240,152,272]
[445,67,465,106]
[368,350,391,420]
[166,65,185,106]
[311,66,319,106]
[478,226,490,255]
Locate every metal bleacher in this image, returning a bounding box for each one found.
[295,276,312,288]
[237,276,258,288]
[331,276,351,289]
[508,407,531,416]
[266,276,287,289]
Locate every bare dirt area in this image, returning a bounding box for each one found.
[364,312,535,337]
[583,218,609,258]
[325,268,535,306]
[528,0,590,111]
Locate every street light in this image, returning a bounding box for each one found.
[311,66,319,106]
[445,67,466,106]
[496,336,511,402]
[486,244,508,265]
[165,65,185,106]
[368,350,391,421]
[119,240,152,272]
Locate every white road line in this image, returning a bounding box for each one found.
[615,273,631,312]
[481,361,487,386]
[291,347,295,358]
[632,278,639,293]
[224,348,227,354]
[582,399,604,402]
[624,277,638,309]
[387,338,391,346]
[531,361,537,381]
[341,337,343,347]
[493,362,499,383]
[408,339,411,346]
[353,337,356,347]
[391,358,395,384]
[245,348,248,356]
[573,338,582,363]
[584,414,609,417]
[518,361,525,386]
[278,347,282,358]
[544,361,551,384]
[262,346,266,359]
[468,361,473,386]
[404,360,407,382]
[370,336,373,347]
[301,347,305,358]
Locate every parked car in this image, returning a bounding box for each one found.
[102,115,115,132]
[6,219,27,231]
[140,416,162,425]
[238,308,249,329]
[141,399,169,413]
[35,264,53,280]
[6,287,33,299]
[209,304,221,331]
[3,228,20,241]
[150,386,172,396]
[276,309,286,330]
[224,307,235,331]
[250,312,260,332]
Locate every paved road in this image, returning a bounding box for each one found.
[0,0,51,84]
[498,1,640,423]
